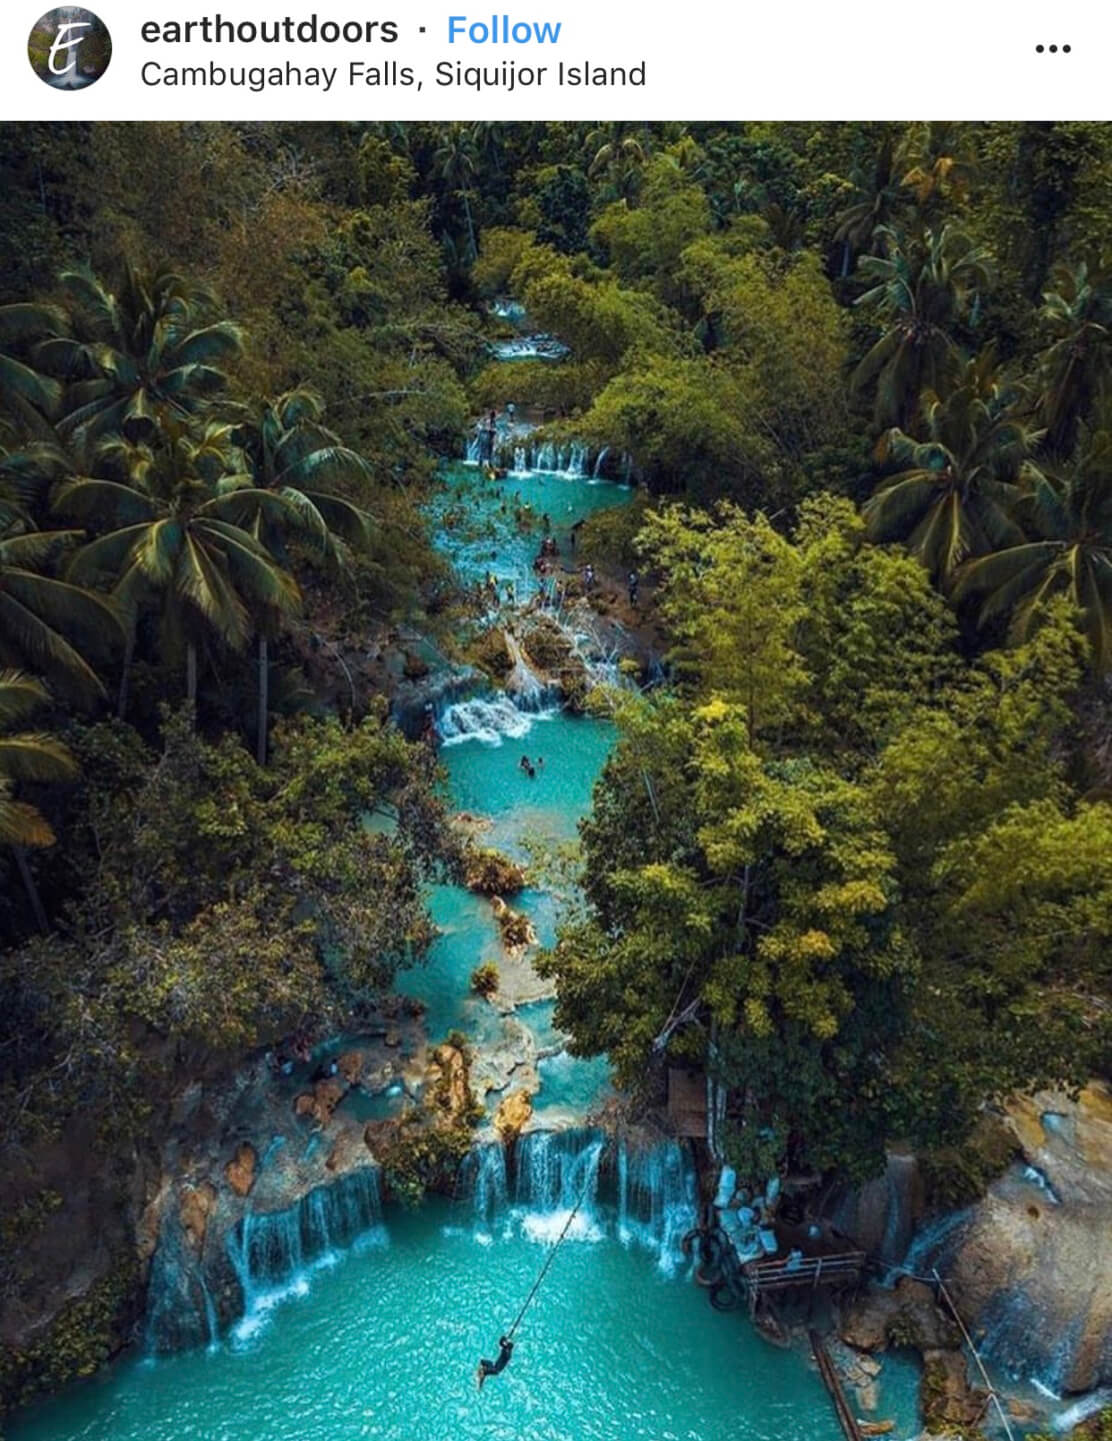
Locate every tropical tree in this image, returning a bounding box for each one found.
[214,387,373,760]
[954,424,1112,669]
[0,669,77,932]
[832,135,903,277]
[431,124,480,261]
[585,123,649,204]
[853,223,993,429]
[35,263,242,447]
[896,122,977,218]
[0,303,64,422]
[0,466,121,704]
[1036,258,1112,456]
[863,352,1036,581]
[57,422,300,716]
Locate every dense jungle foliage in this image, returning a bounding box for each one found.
[0,120,1110,1200]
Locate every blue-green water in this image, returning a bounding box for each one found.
[428,461,631,602]
[10,464,923,1441]
[11,1195,921,1441]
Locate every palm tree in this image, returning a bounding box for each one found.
[0,303,65,422]
[213,388,373,760]
[832,135,903,277]
[896,122,977,218]
[57,422,300,717]
[0,669,77,932]
[1036,258,1112,457]
[954,425,1112,669]
[853,224,993,430]
[0,465,122,705]
[585,124,648,204]
[35,262,242,448]
[432,125,480,261]
[864,352,1036,582]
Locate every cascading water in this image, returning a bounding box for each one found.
[458,1130,697,1270]
[226,1167,386,1337]
[592,446,610,479]
[616,1138,698,1273]
[145,1206,220,1356]
[437,691,557,746]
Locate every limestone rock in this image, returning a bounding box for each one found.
[916,1083,1112,1393]
[179,1182,217,1251]
[427,1044,471,1120]
[337,1051,365,1086]
[920,1348,987,1431]
[493,1089,533,1141]
[224,1143,257,1198]
[839,1278,960,1353]
[293,1078,345,1127]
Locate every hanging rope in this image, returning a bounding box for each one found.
[505,1187,586,1339]
[499,1142,610,1342]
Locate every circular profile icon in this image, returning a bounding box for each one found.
[28,7,112,89]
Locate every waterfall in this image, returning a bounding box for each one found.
[887,1204,973,1286]
[512,445,527,475]
[458,1143,510,1233]
[145,1206,218,1356]
[592,447,610,479]
[226,1167,386,1336]
[615,1139,698,1273]
[438,692,557,746]
[1052,1388,1112,1432]
[458,1129,697,1269]
[566,444,588,478]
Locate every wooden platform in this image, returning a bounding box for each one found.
[666,1068,707,1139]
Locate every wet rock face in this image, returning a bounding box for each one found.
[832,1151,924,1265]
[223,1144,257,1199]
[913,1083,1112,1394]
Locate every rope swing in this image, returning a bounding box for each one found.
[477,1144,607,1387]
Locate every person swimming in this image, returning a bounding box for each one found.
[476,1335,514,1390]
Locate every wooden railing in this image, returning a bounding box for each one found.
[742,1249,866,1294]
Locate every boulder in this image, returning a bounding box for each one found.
[914,1083,1112,1393]
[179,1182,217,1251]
[337,1051,365,1086]
[920,1348,988,1431]
[840,1277,961,1353]
[223,1143,257,1198]
[493,1090,533,1141]
[293,1078,345,1127]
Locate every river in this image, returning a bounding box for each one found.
[9,461,923,1441]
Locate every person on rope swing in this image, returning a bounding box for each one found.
[476,1335,514,1390]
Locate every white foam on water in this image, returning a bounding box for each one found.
[520,1209,604,1246]
[439,695,558,746]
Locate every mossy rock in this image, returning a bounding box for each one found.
[466,628,513,679]
[463,846,525,896]
[520,616,574,673]
[0,1252,141,1422]
[920,1112,1020,1210]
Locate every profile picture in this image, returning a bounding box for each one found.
[28,7,112,89]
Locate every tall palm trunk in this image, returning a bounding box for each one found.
[186,641,197,716]
[117,628,135,720]
[13,845,48,934]
[256,633,269,766]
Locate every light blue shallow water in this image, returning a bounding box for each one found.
[427,461,631,601]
